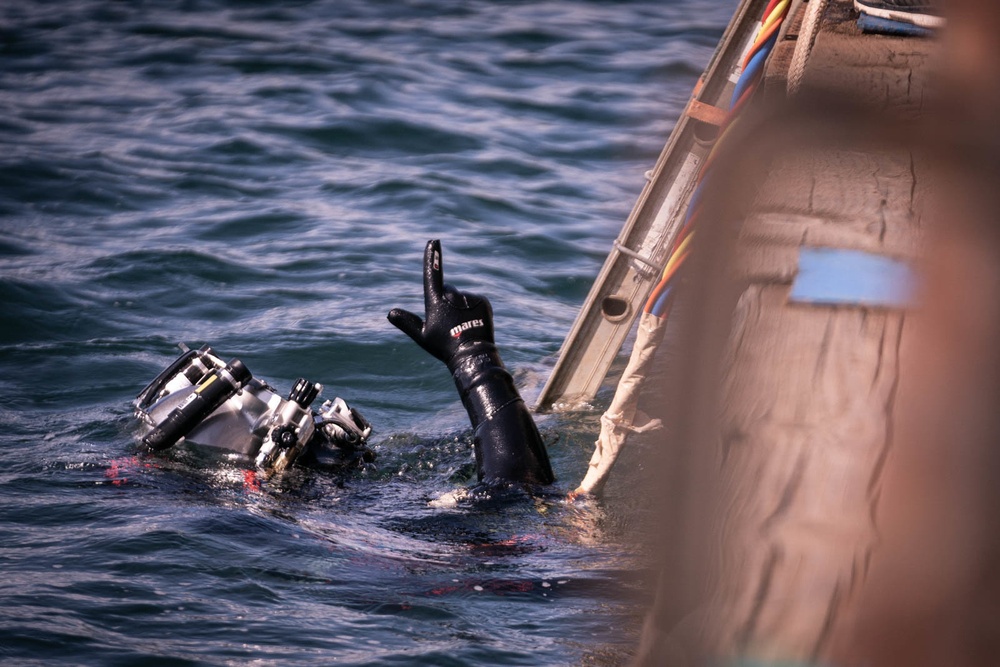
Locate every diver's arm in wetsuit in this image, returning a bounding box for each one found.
[388,240,555,486]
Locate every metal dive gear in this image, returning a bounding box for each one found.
[142,358,252,451]
[134,345,373,473]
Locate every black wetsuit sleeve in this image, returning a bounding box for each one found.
[449,346,554,485]
[388,240,555,486]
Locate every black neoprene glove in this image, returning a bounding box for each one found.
[388,240,554,486]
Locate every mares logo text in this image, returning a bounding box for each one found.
[450,319,484,338]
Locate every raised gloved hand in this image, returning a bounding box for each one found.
[387,239,495,369]
[388,240,554,486]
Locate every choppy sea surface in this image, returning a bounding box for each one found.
[0,1,734,664]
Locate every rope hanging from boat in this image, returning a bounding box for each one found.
[788,0,829,95]
[574,0,790,497]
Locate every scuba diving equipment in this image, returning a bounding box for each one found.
[387,240,554,485]
[251,377,320,473]
[142,358,252,451]
[134,345,373,473]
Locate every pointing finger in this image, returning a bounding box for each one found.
[423,239,444,310]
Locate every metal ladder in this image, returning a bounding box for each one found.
[536,0,771,411]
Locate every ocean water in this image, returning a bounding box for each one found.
[0,1,735,664]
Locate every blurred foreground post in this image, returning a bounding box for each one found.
[634,1,1000,664]
[840,1,1000,665]
[634,95,925,665]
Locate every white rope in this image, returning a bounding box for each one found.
[788,0,829,95]
[574,311,666,496]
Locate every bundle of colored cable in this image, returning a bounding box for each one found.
[643,0,789,318]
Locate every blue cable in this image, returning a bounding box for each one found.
[651,14,781,321]
[651,286,674,318]
[730,29,778,108]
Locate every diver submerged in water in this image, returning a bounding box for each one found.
[133,240,554,486]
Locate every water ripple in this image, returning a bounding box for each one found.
[0,0,734,663]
